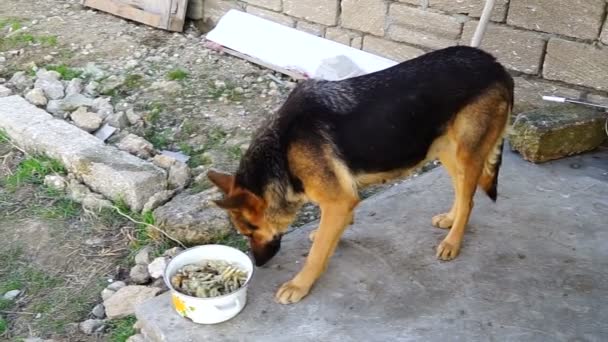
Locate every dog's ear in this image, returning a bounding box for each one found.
[214,190,265,214]
[207,170,234,194]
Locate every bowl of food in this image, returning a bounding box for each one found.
[164,244,254,324]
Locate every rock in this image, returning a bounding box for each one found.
[84,81,99,97]
[100,75,125,95]
[45,99,64,117]
[93,123,117,142]
[126,334,147,342]
[153,188,232,244]
[126,108,142,125]
[105,111,129,129]
[162,247,184,258]
[43,174,67,190]
[160,150,190,163]
[91,303,106,319]
[143,189,176,213]
[107,281,127,291]
[23,338,57,342]
[150,277,169,293]
[25,88,47,106]
[66,78,84,96]
[66,179,113,211]
[3,289,21,300]
[129,264,151,284]
[35,70,65,100]
[117,134,155,158]
[71,107,102,132]
[134,246,153,265]
[509,105,607,163]
[92,97,114,119]
[101,288,116,301]
[168,162,191,190]
[104,286,161,319]
[60,93,94,112]
[147,257,168,279]
[83,63,106,81]
[0,85,12,97]
[150,80,182,94]
[8,71,34,91]
[79,319,106,335]
[152,154,177,169]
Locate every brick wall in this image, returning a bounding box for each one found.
[195,0,608,93]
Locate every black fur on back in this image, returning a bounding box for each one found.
[235,46,513,198]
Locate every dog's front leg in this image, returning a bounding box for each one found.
[275,202,353,304]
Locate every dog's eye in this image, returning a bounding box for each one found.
[244,221,258,231]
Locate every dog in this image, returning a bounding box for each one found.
[207,46,513,304]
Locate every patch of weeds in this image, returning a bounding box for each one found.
[178,142,195,156]
[108,315,137,342]
[205,126,228,149]
[216,233,249,252]
[0,18,23,31]
[0,316,6,335]
[166,68,188,81]
[122,73,144,90]
[0,33,57,50]
[227,145,243,161]
[188,153,212,168]
[36,197,81,220]
[45,64,82,80]
[4,155,66,189]
[180,119,196,136]
[37,35,58,47]
[0,129,8,143]
[144,128,172,150]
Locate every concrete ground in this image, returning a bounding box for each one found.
[137,146,608,342]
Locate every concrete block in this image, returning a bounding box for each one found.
[363,36,425,62]
[429,0,509,22]
[388,25,456,49]
[283,0,339,25]
[0,96,167,211]
[461,22,546,75]
[296,21,325,37]
[601,17,608,45]
[246,5,295,27]
[507,0,605,40]
[351,36,363,49]
[325,27,360,46]
[543,38,608,91]
[341,0,387,36]
[241,0,281,11]
[389,4,463,39]
[509,105,607,163]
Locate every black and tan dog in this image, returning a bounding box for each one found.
[207,46,513,304]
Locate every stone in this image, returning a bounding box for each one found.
[430,0,509,22]
[151,277,169,293]
[79,319,106,335]
[66,179,113,211]
[246,6,295,27]
[117,134,156,159]
[3,289,21,300]
[147,257,168,279]
[242,0,281,11]
[126,334,146,342]
[126,108,142,125]
[105,111,130,129]
[152,154,178,169]
[101,288,116,301]
[25,88,47,106]
[83,63,106,81]
[130,264,151,284]
[91,303,106,319]
[23,338,56,342]
[168,162,191,190]
[324,27,359,46]
[100,75,125,95]
[34,71,64,100]
[143,190,176,213]
[60,93,95,112]
[71,107,102,132]
[388,25,455,50]
[46,100,64,117]
[187,0,204,19]
[153,188,232,244]
[8,71,34,91]
[92,97,114,119]
[134,246,154,265]
[362,36,424,62]
[296,21,325,37]
[543,38,608,91]
[104,285,161,319]
[162,247,184,258]
[107,281,127,291]
[460,22,545,75]
[507,0,605,40]
[0,96,167,211]
[509,105,607,163]
[341,0,386,36]
[65,78,84,96]
[160,150,190,164]
[43,174,67,191]
[150,81,181,94]
[389,3,463,39]
[284,0,339,25]
[84,81,99,97]
[0,85,11,97]
[94,124,117,142]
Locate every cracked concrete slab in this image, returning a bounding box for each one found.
[136,148,608,341]
[0,95,166,211]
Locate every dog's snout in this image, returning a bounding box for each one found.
[251,234,282,266]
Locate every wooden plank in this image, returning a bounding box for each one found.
[82,0,186,32]
[168,0,188,32]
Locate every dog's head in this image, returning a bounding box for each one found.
[207,170,287,266]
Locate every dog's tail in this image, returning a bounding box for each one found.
[478,139,504,202]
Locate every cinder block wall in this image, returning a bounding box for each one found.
[195,0,608,93]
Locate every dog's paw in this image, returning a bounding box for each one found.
[308,229,318,242]
[436,240,460,261]
[275,280,311,304]
[431,213,454,229]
